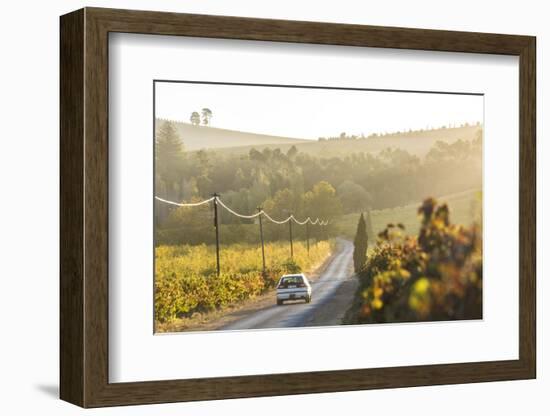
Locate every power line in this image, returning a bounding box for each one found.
[261,211,292,225]
[215,198,263,219]
[216,197,329,226]
[154,196,215,207]
[156,194,330,276]
[155,195,330,226]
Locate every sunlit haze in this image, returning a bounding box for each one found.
[155,81,483,139]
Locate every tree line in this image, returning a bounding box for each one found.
[155,120,482,246]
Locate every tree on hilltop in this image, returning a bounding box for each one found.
[190,111,201,125]
[201,108,213,126]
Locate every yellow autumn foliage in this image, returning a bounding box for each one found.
[155,240,333,323]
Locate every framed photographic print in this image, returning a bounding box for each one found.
[60,7,536,408]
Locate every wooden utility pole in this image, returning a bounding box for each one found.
[289,215,294,258]
[212,193,220,276]
[257,207,266,275]
[306,221,310,255]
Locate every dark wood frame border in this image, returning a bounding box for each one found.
[60,7,536,408]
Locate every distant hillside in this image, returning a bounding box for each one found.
[217,125,482,158]
[336,188,482,239]
[157,119,482,157]
[156,119,307,151]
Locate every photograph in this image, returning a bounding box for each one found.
[153,80,484,333]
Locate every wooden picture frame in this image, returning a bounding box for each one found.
[60,7,536,408]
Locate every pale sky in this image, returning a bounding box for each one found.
[155,81,483,140]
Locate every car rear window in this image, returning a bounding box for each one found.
[278,276,304,288]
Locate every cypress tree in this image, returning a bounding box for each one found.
[156,120,185,186]
[353,213,368,273]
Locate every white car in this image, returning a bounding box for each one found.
[276,274,312,305]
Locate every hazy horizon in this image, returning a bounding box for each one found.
[155,81,483,140]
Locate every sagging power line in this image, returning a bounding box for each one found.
[154,195,329,225]
[155,195,330,275]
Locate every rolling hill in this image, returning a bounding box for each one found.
[156,119,307,151]
[157,119,482,158]
[336,188,482,240]
[217,125,482,158]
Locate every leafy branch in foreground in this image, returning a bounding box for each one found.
[347,198,482,324]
